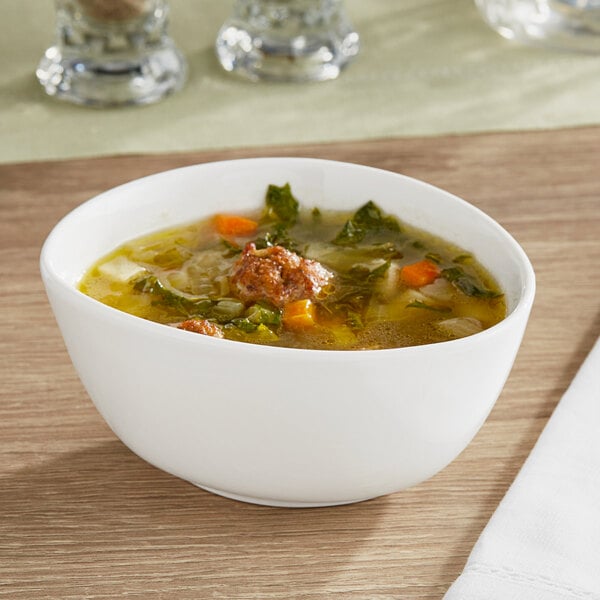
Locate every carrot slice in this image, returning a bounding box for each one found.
[283,299,317,330]
[400,259,441,288]
[214,214,258,236]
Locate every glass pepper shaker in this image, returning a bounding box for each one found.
[215,0,360,82]
[37,0,187,106]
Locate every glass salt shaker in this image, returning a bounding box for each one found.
[37,0,187,107]
[475,0,600,53]
[215,0,360,82]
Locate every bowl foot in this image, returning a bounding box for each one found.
[192,483,371,508]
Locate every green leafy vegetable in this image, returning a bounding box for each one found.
[442,267,501,298]
[226,322,279,341]
[333,201,400,246]
[265,183,299,227]
[367,261,391,281]
[343,260,390,284]
[134,275,212,316]
[245,302,281,326]
[354,201,399,231]
[232,302,282,334]
[230,318,259,333]
[424,252,443,264]
[452,254,473,264]
[324,261,391,331]
[346,310,364,330]
[406,300,452,313]
[333,218,365,245]
[345,264,371,281]
[221,237,242,257]
[253,224,299,253]
[134,276,249,324]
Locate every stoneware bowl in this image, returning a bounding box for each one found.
[40,158,535,507]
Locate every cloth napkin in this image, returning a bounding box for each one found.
[444,337,600,600]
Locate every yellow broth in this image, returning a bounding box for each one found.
[79,186,506,350]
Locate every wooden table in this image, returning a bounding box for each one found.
[1,128,599,599]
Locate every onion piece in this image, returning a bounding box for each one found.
[436,317,483,338]
[98,256,147,282]
[421,277,454,301]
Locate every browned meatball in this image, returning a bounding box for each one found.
[230,243,333,307]
[177,319,224,338]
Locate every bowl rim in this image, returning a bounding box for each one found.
[40,156,536,357]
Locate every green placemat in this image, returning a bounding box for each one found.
[2,0,600,164]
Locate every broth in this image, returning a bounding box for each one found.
[79,184,506,350]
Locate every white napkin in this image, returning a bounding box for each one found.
[444,337,600,600]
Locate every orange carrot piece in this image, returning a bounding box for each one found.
[214,214,258,236]
[283,299,317,330]
[400,259,441,288]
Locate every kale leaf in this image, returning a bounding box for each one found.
[134,275,213,317]
[333,201,400,246]
[265,183,299,227]
[442,267,502,298]
[333,218,365,245]
[253,223,300,254]
[232,302,281,333]
[221,237,242,257]
[406,300,452,313]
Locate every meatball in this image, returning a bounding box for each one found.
[230,243,333,307]
[177,319,224,338]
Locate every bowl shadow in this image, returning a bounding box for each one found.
[0,439,385,597]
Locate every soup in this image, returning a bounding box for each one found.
[79,184,505,350]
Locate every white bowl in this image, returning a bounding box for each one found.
[40,158,535,507]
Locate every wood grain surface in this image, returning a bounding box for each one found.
[1,127,599,599]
